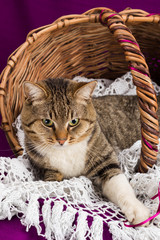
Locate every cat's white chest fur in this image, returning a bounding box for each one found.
[46,139,88,178]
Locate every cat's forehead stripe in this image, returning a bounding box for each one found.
[44,79,71,120]
[49,110,52,119]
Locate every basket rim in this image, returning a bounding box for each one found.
[2,7,160,72]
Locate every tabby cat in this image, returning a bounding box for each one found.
[21,78,158,226]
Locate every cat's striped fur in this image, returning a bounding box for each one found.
[21,78,155,225]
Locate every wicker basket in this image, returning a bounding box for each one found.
[0,7,160,173]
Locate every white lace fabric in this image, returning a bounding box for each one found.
[1,72,160,240]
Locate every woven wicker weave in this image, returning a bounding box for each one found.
[0,7,160,173]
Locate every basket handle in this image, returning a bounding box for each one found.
[99,9,159,173]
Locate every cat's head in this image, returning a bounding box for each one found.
[21,78,97,150]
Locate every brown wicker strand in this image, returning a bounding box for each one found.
[100,9,159,172]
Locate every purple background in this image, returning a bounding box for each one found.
[0,1,159,239]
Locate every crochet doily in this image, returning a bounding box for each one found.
[1,72,160,240]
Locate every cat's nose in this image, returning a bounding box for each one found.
[57,138,67,146]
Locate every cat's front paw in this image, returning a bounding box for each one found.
[122,198,150,226]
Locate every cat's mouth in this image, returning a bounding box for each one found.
[52,140,69,148]
[47,138,69,147]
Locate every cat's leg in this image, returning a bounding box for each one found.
[44,169,63,181]
[102,173,150,226]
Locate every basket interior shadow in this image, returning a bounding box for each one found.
[0,7,160,173]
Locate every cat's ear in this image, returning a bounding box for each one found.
[23,81,47,102]
[74,81,97,100]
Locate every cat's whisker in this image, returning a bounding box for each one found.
[39,143,51,155]
[25,142,49,155]
[34,133,49,137]
[46,138,56,144]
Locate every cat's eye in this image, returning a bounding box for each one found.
[68,118,79,127]
[42,119,54,127]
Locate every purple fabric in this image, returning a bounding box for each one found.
[0,216,44,240]
[0,1,160,239]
